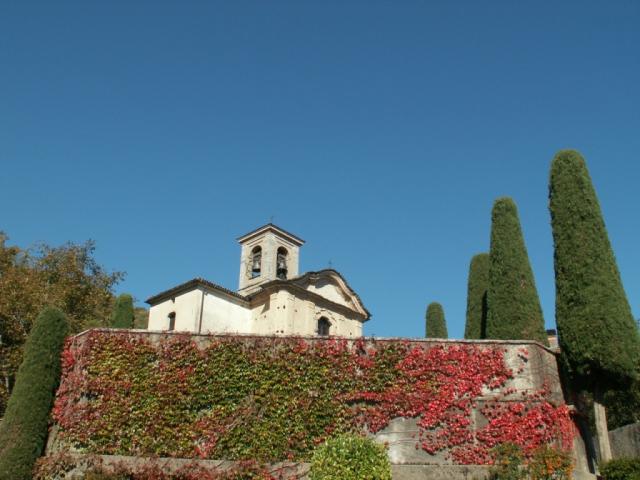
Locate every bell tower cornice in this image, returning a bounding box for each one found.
[237,223,305,247]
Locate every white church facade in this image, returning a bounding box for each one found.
[146,224,370,337]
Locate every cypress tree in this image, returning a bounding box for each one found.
[110,293,135,329]
[425,302,448,339]
[549,151,640,461]
[464,253,489,339]
[486,198,548,345]
[0,307,68,480]
[550,150,640,380]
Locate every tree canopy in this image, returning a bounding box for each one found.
[0,233,122,416]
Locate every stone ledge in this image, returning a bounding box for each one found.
[391,465,596,480]
[391,464,490,479]
[36,454,310,479]
[38,455,597,480]
[70,328,559,354]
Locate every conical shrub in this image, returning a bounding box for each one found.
[464,253,489,339]
[549,150,640,381]
[110,293,135,329]
[0,307,68,480]
[486,198,548,345]
[425,302,448,339]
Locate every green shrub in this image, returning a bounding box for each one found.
[0,307,68,480]
[111,293,135,329]
[309,434,391,480]
[600,458,640,480]
[528,444,572,480]
[489,442,524,480]
[425,302,448,338]
[489,443,572,480]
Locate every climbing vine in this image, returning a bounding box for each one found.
[52,332,573,464]
[33,453,299,479]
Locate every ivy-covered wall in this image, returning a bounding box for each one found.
[48,330,574,466]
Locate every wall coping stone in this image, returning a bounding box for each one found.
[71,328,559,355]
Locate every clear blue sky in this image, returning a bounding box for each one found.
[1,1,639,339]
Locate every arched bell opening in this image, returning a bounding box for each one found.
[276,247,288,280]
[250,246,262,278]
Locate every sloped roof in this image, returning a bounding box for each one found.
[145,270,369,321]
[146,278,248,305]
[237,223,305,246]
[250,269,370,320]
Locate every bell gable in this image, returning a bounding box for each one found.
[291,270,370,320]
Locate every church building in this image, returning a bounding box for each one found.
[146,224,370,337]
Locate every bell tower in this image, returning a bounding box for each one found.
[237,224,305,295]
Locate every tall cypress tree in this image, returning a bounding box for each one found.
[550,150,639,379]
[464,253,489,339]
[549,150,640,461]
[110,293,135,329]
[425,302,448,339]
[486,197,548,345]
[0,307,68,480]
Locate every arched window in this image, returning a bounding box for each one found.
[168,312,176,331]
[276,247,288,280]
[317,317,331,336]
[251,246,262,278]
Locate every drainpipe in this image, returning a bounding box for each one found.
[197,290,206,334]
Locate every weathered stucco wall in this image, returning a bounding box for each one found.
[199,288,252,334]
[149,280,364,337]
[148,289,203,332]
[250,289,363,336]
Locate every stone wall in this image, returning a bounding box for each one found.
[43,330,593,476]
[39,454,496,480]
[609,422,640,459]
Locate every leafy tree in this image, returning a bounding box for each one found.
[134,307,149,329]
[464,253,489,339]
[486,198,548,345]
[110,293,135,329]
[0,307,68,480]
[549,150,640,460]
[425,302,448,339]
[0,233,122,416]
